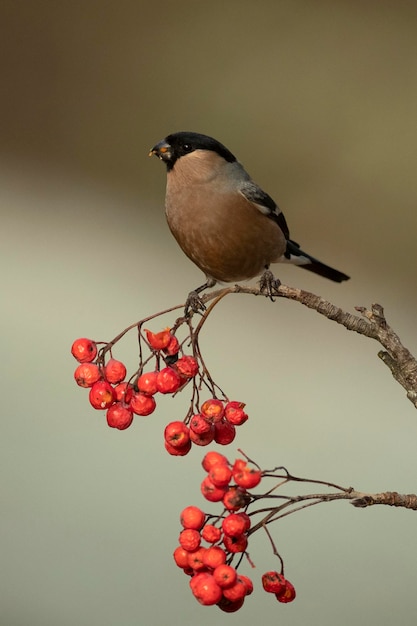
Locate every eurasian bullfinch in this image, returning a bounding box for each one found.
[149,132,349,304]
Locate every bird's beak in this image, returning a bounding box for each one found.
[148,139,171,160]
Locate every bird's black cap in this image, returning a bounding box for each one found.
[150,131,237,170]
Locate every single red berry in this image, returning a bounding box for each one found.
[236,512,251,532]
[224,401,248,426]
[202,451,229,472]
[222,513,247,538]
[214,419,236,445]
[213,564,237,589]
[223,533,248,554]
[175,355,199,378]
[187,547,207,571]
[179,528,201,552]
[137,371,158,395]
[201,524,222,544]
[180,506,206,530]
[89,380,116,410]
[190,572,222,606]
[233,465,262,489]
[173,546,190,569]
[71,338,97,363]
[232,458,247,473]
[164,421,190,448]
[276,579,296,603]
[202,545,227,569]
[130,392,156,416]
[209,463,233,488]
[74,362,101,388]
[189,426,215,446]
[165,439,192,456]
[103,358,127,384]
[145,328,172,350]
[222,577,248,602]
[217,595,245,613]
[222,486,250,511]
[156,367,182,394]
[163,334,180,355]
[239,574,254,595]
[200,398,225,422]
[114,382,134,403]
[201,477,228,502]
[106,403,134,430]
[262,571,286,594]
[189,414,212,434]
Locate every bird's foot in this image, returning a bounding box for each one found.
[184,290,206,316]
[259,269,281,301]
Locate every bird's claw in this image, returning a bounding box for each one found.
[184,290,206,316]
[259,269,281,301]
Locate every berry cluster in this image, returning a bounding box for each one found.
[172,451,296,612]
[71,329,248,455]
[164,398,248,456]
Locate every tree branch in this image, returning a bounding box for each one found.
[196,284,417,408]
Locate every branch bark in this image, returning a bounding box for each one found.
[197,284,417,408]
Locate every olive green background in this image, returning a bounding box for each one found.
[1,2,417,625]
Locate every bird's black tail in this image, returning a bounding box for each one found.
[285,240,350,283]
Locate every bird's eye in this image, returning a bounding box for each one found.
[182,143,192,153]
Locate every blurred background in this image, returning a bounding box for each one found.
[1,1,417,624]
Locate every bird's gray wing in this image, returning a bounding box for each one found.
[240,180,290,240]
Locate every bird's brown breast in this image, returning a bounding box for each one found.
[165,154,286,282]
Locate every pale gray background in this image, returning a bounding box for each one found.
[1,1,417,625]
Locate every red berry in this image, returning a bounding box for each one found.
[130,392,156,416]
[189,426,215,446]
[175,355,199,378]
[239,574,254,595]
[164,421,190,448]
[201,477,228,502]
[173,546,190,569]
[201,524,222,544]
[213,564,237,589]
[262,571,286,594]
[103,358,126,384]
[71,338,97,363]
[214,420,236,445]
[222,486,250,511]
[164,334,180,355]
[189,414,212,434]
[145,328,172,350]
[106,403,133,430]
[222,577,248,602]
[201,398,225,422]
[156,367,182,394]
[276,579,296,603]
[114,382,134,403]
[202,451,229,472]
[187,547,207,571]
[190,573,222,606]
[223,534,248,554]
[209,463,232,488]
[224,401,248,426]
[137,371,158,395]
[180,506,206,530]
[202,546,227,569]
[74,363,101,387]
[165,439,192,456]
[89,380,116,410]
[233,464,262,489]
[179,528,201,552]
[222,513,247,538]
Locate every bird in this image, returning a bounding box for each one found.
[149,131,349,309]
